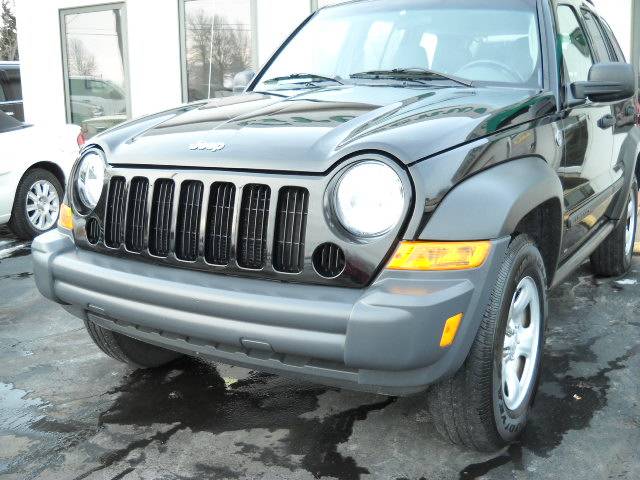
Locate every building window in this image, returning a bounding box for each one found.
[60,4,130,137]
[180,0,257,102]
[311,0,350,10]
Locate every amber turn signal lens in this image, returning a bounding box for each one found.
[58,204,74,230]
[440,313,463,348]
[387,241,491,271]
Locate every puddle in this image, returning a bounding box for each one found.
[72,358,394,480]
[523,342,640,456]
[0,243,31,261]
[0,383,47,432]
[0,272,33,280]
[459,444,523,480]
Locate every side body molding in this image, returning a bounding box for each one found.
[420,157,564,241]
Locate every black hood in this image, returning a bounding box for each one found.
[99,85,555,173]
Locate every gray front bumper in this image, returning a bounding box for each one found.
[33,230,508,395]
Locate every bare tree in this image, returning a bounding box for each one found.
[68,38,97,76]
[187,10,251,99]
[0,0,18,61]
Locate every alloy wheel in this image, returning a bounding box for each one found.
[501,276,541,411]
[25,179,60,231]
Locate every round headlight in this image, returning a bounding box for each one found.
[334,161,404,237]
[76,149,106,210]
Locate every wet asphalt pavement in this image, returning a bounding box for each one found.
[0,225,639,480]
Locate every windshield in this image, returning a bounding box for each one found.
[254,0,542,91]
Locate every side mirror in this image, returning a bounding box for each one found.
[572,63,636,103]
[232,70,256,94]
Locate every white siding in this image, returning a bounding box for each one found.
[15,0,311,127]
[15,0,637,129]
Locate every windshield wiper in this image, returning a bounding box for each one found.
[263,73,344,86]
[350,68,473,87]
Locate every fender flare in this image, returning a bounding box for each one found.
[419,156,564,241]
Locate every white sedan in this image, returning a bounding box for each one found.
[0,111,81,239]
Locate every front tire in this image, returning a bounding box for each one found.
[9,168,63,240]
[427,235,547,451]
[590,179,638,277]
[85,319,181,368]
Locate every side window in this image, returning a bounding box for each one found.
[599,18,626,62]
[581,9,613,62]
[6,69,22,100]
[0,71,8,102]
[557,5,593,83]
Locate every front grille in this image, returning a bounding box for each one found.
[175,181,204,262]
[238,184,271,269]
[205,182,236,265]
[125,177,149,252]
[92,175,333,280]
[273,187,309,273]
[149,179,175,257]
[104,177,126,248]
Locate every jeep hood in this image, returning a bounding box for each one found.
[101,85,554,173]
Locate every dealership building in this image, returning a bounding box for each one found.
[14,0,640,133]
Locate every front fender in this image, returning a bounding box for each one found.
[419,156,564,240]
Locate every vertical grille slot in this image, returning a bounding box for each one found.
[125,177,149,253]
[175,180,204,262]
[238,184,270,269]
[273,187,309,273]
[104,176,126,248]
[205,182,236,265]
[149,179,175,257]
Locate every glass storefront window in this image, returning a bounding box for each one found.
[181,0,256,102]
[61,5,129,138]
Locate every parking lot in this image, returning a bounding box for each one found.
[1,225,639,480]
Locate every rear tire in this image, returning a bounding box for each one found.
[9,168,63,240]
[85,319,181,368]
[427,235,547,451]
[590,179,638,277]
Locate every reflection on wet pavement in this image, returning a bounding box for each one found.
[1,226,639,479]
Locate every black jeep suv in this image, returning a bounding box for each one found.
[34,0,639,451]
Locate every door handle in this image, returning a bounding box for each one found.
[598,114,615,129]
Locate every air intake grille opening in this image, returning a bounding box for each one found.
[175,181,204,262]
[313,243,345,278]
[149,179,175,257]
[238,184,270,269]
[104,176,126,248]
[273,187,309,273]
[125,177,149,252]
[205,182,236,265]
[86,217,100,245]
